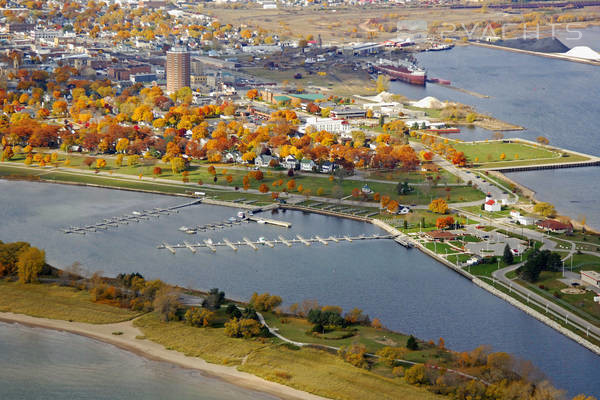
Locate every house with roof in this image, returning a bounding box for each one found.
[225,151,243,164]
[536,219,573,234]
[484,193,501,212]
[397,205,410,215]
[300,159,316,172]
[255,154,276,168]
[510,210,537,226]
[320,161,335,173]
[281,155,299,170]
[426,230,458,242]
[361,184,373,194]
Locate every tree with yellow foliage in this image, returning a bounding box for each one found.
[428,198,448,214]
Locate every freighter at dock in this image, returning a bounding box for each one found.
[373,58,426,86]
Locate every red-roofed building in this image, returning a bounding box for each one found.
[484,193,501,212]
[426,230,458,242]
[536,219,573,234]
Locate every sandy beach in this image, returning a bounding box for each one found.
[0,312,327,400]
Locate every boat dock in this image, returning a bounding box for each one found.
[247,216,292,228]
[157,234,395,253]
[61,200,202,235]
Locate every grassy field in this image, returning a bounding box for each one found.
[262,313,410,353]
[5,153,483,205]
[452,142,559,165]
[135,313,441,400]
[517,272,600,323]
[0,164,275,205]
[562,253,600,272]
[0,281,141,323]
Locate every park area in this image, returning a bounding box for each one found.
[4,151,483,206]
[451,141,590,168]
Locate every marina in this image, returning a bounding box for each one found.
[60,200,202,234]
[157,234,395,254]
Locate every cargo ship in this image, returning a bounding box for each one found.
[373,59,426,86]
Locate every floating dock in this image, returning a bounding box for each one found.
[157,234,393,254]
[61,200,202,235]
[247,216,292,228]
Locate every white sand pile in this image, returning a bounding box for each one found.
[563,46,600,61]
[411,96,444,109]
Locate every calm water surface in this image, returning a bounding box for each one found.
[391,39,600,228]
[0,321,277,400]
[1,181,599,396]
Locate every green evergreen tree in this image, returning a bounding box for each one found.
[503,244,514,265]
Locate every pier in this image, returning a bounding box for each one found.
[247,216,292,228]
[61,200,202,235]
[156,234,394,253]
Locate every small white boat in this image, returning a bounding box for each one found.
[257,219,266,224]
[228,216,238,222]
[132,211,142,215]
[178,226,190,232]
[237,211,246,218]
[185,229,197,234]
[206,238,213,245]
[258,237,266,244]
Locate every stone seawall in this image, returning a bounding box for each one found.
[473,278,600,356]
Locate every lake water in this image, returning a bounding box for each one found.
[1,180,599,397]
[0,321,277,400]
[390,37,600,228]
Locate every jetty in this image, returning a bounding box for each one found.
[223,238,238,251]
[247,216,292,228]
[61,200,202,235]
[157,234,393,254]
[203,239,217,252]
[243,237,258,250]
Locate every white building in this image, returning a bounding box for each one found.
[581,271,600,289]
[304,117,351,134]
[484,193,501,212]
[509,210,537,226]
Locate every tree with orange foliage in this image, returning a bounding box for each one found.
[380,195,390,208]
[287,179,296,191]
[373,192,381,202]
[153,167,162,177]
[351,188,361,198]
[435,216,455,229]
[250,170,264,181]
[207,165,216,175]
[451,151,467,166]
[271,192,279,199]
[387,200,399,213]
[258,183,269,193]
[226,175,233,183]
[246,89,258,100]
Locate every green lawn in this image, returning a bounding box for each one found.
[0,281,141,324]
[424,242,455,254]
[262,313,411,354]
[453,142,558,165]
[6,152,483,205]
[563,253,600,272]
[466,260,507,277]
[517,272,600,323]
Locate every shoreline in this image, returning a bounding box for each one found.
[469,41,600,66]
[3,177,600,365]
[0,312,326,400]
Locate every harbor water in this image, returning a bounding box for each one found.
[1,180,599,396]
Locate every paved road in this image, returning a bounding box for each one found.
[492,263,600,340]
